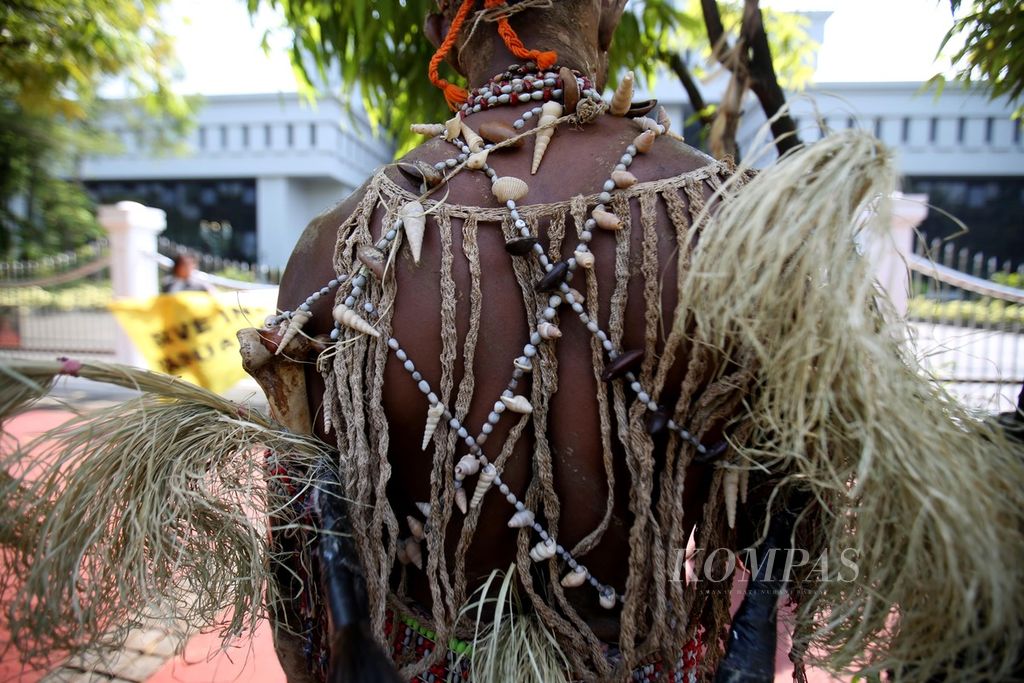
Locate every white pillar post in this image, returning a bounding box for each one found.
[99,201,167,366]
[875,193,928,317]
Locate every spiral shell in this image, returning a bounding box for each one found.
[657,106,672,132]
[508,510,535,528]
[514,356,533,372]
[405,538,423,569]
[574,249,595,269]
[723,468,739,530]
[531,101,563,175]
[635,116,665,135]
[470,464,497,509]
[411,122,445,137]
[561,567,587,588]
[415,502,431,518]
[634,130,656,154]
[492,176,529,204]
[444,115,461,141]
[276,309,310,355]
[500,394,533,414]
[592,208,622,231]
[529,539,556,562]
[399,200,426,265]
[467,149,489,170]
[421,402,444,450]
[599,591,617,609]
[332,304,380,338]
[454,487,468,514]
[454,453,480,481]
[611,170,637,188]
[461,121,484,153]
[537,322,561,340]
[407,515,425,541]
[610,70,634,116]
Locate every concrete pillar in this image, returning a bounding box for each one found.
[256,176,292,269]
[99,201,166,366]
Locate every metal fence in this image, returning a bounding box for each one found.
[907,234,1024,410]
[0,242,116,359]
[0,240,281,360]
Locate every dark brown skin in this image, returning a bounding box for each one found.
[278,1,723,645]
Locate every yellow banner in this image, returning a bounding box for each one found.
[109,290,276,393]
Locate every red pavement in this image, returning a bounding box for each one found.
[2,409,842,683]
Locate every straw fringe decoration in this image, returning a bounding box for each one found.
[0,359,334,664]
[676,130,1024,681]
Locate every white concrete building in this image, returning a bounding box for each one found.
[82,93,393,268]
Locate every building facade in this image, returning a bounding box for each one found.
[82,93,393,268]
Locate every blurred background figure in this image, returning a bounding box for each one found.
[162,254,214,294]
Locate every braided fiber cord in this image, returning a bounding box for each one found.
[483,0,558,69]
[429,0,476,109]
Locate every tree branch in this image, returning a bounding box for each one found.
[741,0,802,156]
[662,52,714,127]
[700,0,729,63]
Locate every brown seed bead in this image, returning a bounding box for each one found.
[356,244,386,279]
[479,120,523,147]
[534,260,570,293]
[505,236,538,256]
[600,349,644,382]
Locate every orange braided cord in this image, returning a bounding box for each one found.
[428,0,476,109]
[484,0,558,70]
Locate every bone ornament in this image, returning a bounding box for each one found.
[421,402,444,450]
[399,200,426,265]
[332,304,380,338]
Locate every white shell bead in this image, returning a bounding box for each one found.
[592,208,622,231]
[399,200,427,265]
[492,176,529,204]
[500,395,533,414]
[574,249,595,269]
[724,468,739,529]
[407,515,425,540]
[411,123,445,137]
[276,309,310,355]
[537,322,561,340]
[561,567,588,588]
[332,304,380,338]
[455,454,480,480]
[507,510,535,528]
[529,539,557,562]
[470,464,497,509]
[599,592,617,609]
[610,70,634,116]
[421,402,445,450]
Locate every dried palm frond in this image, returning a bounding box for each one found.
[677,129,1024,681]
[0,358,334,665]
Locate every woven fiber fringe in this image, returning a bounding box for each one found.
[0,359,334,665]
[677,130,1024,681]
